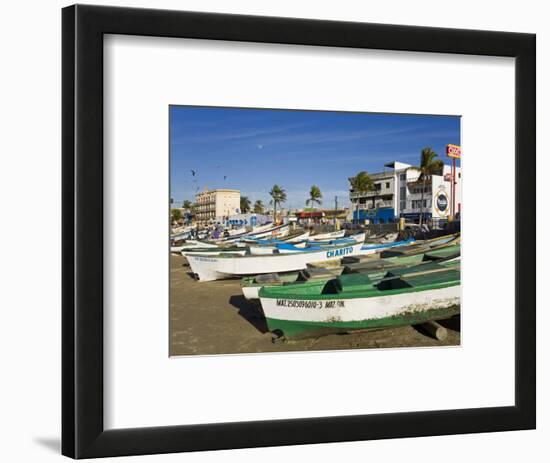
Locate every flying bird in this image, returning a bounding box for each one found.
[191,170,196,176]
[224,175,227,180]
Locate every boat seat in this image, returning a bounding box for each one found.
[378,263,460,290]
[423,251,460,262]
[344,259,397,274]
[255,273,282,284]
[321,273,374,294]
[380,244,430,258]
[302,267,339,280]
[386,261,445,277]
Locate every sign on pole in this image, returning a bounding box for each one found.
[446,144,461,159]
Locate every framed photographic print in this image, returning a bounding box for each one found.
[62,4,536,459]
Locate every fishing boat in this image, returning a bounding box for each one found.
[282,230,310,243]
[345,244,460,274]
[170,230,191,241]
[226,227,247,237]
[221,223,291,243]
[186,242,363,282]
[241,244,459,300]
[259,259,460,339]
[171,225,192,235]
[309,230,346,241]
[356,237,416,255]
[251,222,274,233]
[181,247,247,257]
[248,242,309,255]
[170,240,218,253]
[309,232,366,246]
[361,232,400,244]
[242,267,344,300]
[243,229,308,245]
[379,234,459,258]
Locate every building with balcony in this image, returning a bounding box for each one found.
[194,187,241,225]
[349,161,462,224]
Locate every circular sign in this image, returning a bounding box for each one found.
[435,191,449,217]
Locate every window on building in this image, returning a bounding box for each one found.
[400,174,406,181]
[385,182,390,189]
[374,183,381,191]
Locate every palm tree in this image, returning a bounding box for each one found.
[269,185,287,224]
[253,200,265,214]
[348,171,374,223]
[412,147,444,226]
[171,208,182,224]
[306,185,322,208]
[240,196,251,213]
[182,200,192,210]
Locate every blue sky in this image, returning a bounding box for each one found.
[170,106,460,210]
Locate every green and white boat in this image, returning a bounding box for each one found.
[241,267,345,300]
[242,244,460,300]
[258,260,460,339]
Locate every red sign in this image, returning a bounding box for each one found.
[446,144,461,159]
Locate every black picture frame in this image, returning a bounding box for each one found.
[62,4,536,459]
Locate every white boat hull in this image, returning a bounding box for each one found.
[170,240,218,253]
[251,222,274,233]
[310,230,346,241]
[226,227,247,236]
[223,223,290,243]
[186,243,363,281]
[252,224,290,239]
[242,285,265,300]
[349,232,366,243]
[284,231,310,243]
[260,285,459,324]
[181,249,247,257]
[248,246,277,255]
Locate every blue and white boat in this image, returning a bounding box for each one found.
[308,232,366,246]
[186,242,364,281]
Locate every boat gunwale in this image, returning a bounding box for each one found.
[259,269,460,301]
[185,241,362,259]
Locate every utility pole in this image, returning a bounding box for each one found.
[446,144,461,220]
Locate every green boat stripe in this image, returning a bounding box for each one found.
[260,278,460,300]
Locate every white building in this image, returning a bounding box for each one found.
[194,188,241,225]
[350,161,462,223]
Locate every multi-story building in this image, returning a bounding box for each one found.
[194,188,241,225]
[350,161,462,224]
